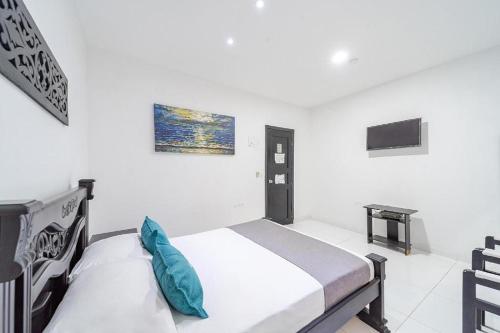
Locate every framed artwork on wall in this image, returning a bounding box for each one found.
[0,0,69,125]
[154,103,235,155]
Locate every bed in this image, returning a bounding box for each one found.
[0,180,390,333]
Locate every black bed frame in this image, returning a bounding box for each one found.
[0,180,95,333]
[301,253,389,333]
[0,180,389,333]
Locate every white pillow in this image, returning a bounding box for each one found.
[44,259,177,333]
[69,233,151,282]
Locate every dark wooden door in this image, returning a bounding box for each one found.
[265,125,294,225]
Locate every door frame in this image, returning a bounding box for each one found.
[265,125,294,224]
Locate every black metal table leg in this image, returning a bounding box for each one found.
[404,215,411,255]
[367,209,373,243]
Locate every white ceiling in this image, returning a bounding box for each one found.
[76,0,500,108]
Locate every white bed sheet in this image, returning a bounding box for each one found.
[170,228,325,333]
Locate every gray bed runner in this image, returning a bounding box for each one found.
[229,219,371,309]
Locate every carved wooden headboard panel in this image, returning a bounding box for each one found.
[0,179,95,333]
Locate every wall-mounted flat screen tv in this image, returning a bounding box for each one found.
[366,118,421,150]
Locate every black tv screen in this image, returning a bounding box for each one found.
[367,118,421,150]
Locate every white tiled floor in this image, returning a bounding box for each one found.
[286,220,476,333]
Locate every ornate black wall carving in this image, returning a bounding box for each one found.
[0,0,69,125]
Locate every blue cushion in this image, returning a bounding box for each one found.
[152,243,208,319]
[141,216,169,254]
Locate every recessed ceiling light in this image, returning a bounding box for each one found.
[331,50,350,65]
[256,0,265,9]
[226,37,235,46]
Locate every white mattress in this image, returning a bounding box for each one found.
[170,228,325,333]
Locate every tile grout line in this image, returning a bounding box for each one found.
[335,234,359,246]
[396,261,458,332]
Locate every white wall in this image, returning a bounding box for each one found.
[310,47,500,261]
[0,0,88,199]
[3,3,498,263]
[87,49,312,236]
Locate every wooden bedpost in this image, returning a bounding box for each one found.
[485,236,498,250]
[79,179,95,201]
[471,248,486,329]
[462,269,477,333]
[77,179,95,255]
[0,201,42,333]
[358,253,390,333]
[472,248,486,271]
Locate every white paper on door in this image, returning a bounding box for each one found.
[275,174,286,184]
[277,143,283,153]
[275,153,285,164]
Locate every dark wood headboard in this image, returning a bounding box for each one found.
[0,179,95,333]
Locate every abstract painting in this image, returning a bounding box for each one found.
[154,104,235,155]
